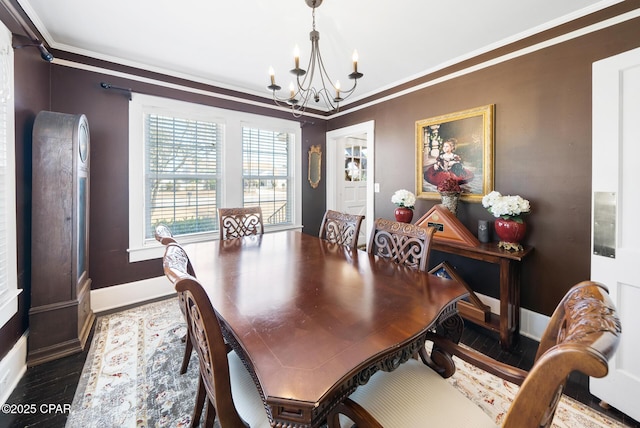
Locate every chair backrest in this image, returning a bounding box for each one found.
[162,241,196,278]
[164,245,249,427]
[504,281,621,427]
[162,243,198,321]
[319,210,365,249]
[218,207,264,240]
[163,243,194,284]
[155,224,177,245]
[367,218,436,271]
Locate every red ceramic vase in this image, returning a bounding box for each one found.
[494,218,526,245]
[394,207,414,223]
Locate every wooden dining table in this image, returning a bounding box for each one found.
[185,230,468,428]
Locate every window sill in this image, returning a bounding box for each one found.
[0,288,22,328]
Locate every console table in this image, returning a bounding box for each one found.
[430,241,533,350]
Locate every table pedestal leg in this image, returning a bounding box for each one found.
[419,313,463,378]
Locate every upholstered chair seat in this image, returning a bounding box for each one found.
[328,281,621,428]
[340,358,496,427]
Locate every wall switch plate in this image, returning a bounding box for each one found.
[374,183,380,192]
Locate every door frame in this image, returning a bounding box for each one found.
[326,121,375,246]
[589,46,640,421]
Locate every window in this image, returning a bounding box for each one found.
[145,113,222,237]
[0,21,18,328]
[242,127,292,225]
[129,94,301,262]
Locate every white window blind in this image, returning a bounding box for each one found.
[242,127,292,225]
[0,21,18,328]
[145,114,222,238]
[128,93,302,262]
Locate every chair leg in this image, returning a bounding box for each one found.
[204,399,216,428]
[181,333,193,374]
[191,376,206,428]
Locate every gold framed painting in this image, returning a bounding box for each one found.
[415,104,494,202]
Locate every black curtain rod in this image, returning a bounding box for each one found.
[100,82,132,100]
[0,0,53,62]
[100,81,315,125]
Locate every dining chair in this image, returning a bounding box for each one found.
[162,241,196,375]
[327,280,621,428]
[367,218,436,271]
[166,244,271,428]
[318,209,365,249]
[218,207,264,240]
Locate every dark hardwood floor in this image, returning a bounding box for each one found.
[1,316,638,428]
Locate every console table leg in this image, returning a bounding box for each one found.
[499,259,521,350]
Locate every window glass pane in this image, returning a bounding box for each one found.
[242,127,291,225]
[360,146,367,181]
[145,114,221,238]
[344,142,367,182]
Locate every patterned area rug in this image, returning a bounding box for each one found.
[442,349,628,427]
[66,298,199,427]
[67,298,629,427]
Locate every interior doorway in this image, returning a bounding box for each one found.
[590,46,640,421]
[326,121,375,248]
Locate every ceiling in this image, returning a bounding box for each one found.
[16,0,620,110]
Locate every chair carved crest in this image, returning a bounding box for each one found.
[368,218,436,271]
[319,210,364,249]
[219,207,264,240]
[155,224,177,245]
[557,285,621,344]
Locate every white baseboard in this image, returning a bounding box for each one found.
[0,333,27,405]
[476,293,549,342]
[90,276,175,314]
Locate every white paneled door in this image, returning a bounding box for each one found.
[590,47,640,421]
[326,121,375,248]
[338,136,368,247]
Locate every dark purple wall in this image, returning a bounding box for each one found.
[0,34,49,360]
[328,13,640,315]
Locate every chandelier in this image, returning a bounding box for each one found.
[268,0,363,116]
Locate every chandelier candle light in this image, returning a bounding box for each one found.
[268,0,363,117]
[482,191,531,251]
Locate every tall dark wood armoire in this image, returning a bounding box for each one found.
[28,111,94,366]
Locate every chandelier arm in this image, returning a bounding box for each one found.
[312,40,361,100]
[316,89,338,110]
[314,57,339,108]
[295,43,316,93]
[271,96,307,118]
[313,45,355,107]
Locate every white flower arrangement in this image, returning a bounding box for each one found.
[482,191,530,221]
[391,189,416,209]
